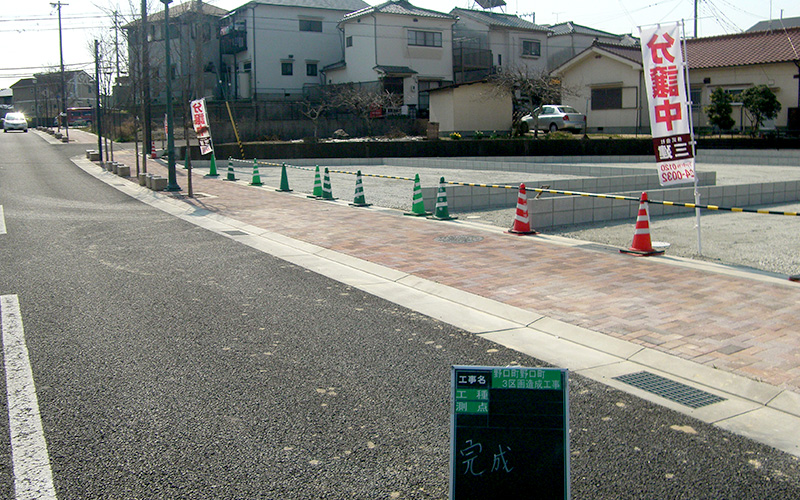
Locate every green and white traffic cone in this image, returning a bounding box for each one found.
[321,168,337,201]
[205,153,219,178]
[276,162,292,192]
[404,174,431,216]
[224,157,238,181]
[428,177,457,220]
[307,165,323,198]
[250,158,264,186]
[350,170,371,207]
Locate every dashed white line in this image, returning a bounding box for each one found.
[1,295,57,500]
[0,205,6,235]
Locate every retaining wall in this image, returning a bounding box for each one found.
[525,180,800,230]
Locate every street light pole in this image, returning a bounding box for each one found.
[51,1,69,142]
[162,0,180,191]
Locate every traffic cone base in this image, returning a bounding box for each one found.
[508,228,538,235]
[507,183,537,235]
[620,192,664,257]
[428,214,458,220]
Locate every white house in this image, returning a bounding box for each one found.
[323,0,457,118]
[450,8,552,82]
[125,1,228,103]
[429,80,512,135]
[219,0,369,100]
[553,28,800,134]
[546,21,636,71]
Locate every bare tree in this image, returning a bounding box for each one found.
[299,99,328,141]
[327,84,403,137]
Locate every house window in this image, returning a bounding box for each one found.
[243,62,252,73]
[306,63,318,77]
[299,19,322,32]
[281,61,293,76]
[522,40,541,57]
[591,87,622,110]
[418,80,440,113]
[346,36,353,47]
[690,86,702,111]
[408,30,442,47]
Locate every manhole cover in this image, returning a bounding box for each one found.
[613,371,726,409]
[434,234,484,244]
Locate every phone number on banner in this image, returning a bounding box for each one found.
[658,161,695,185]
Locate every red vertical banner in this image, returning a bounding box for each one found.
[190,98,214,156]
[641,24,695,187]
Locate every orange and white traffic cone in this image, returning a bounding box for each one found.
[507,183,537,235]
[620,192,664,256]
[150,141,156,159]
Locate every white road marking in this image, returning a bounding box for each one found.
[0,205,6,235]
[1,295,58,500]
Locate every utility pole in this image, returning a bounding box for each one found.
[51,1,69,142]
[162,0,180,192]
[141,0,151,173]
[94,40,103,161]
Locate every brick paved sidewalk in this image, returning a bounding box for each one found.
[110,149,800,394]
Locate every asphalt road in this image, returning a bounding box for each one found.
[1,132,799,498]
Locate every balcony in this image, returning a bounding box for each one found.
[220,30,247,54]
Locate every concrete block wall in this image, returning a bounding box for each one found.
[696,149,800,166]
[424,171,717,212]
[528,180,800,230]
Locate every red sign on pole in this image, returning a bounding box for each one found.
[641,24,695,187]
[190,98,214,156]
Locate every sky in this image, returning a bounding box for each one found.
[2,0,799,90]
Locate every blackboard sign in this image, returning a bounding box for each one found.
[450,366,570,499]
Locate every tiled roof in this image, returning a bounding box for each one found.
[593,41,642,65]
[343,0,456,22]
[147,1,228,22]
[747,16,800,32]
[451,8,551,33]
[686,27,800,68]
[248,0,368,11]
[585,28,800,70]
[374,65,417,75]
[547,21,622,38]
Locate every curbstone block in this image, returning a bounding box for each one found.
[150,176,168,191]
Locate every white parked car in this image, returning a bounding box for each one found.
[3,112,28,133]
[522,105,585,133]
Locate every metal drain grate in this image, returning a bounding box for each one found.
[223,230,248,236]
[613,371,726,409]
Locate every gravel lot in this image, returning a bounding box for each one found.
[235,159,800,277]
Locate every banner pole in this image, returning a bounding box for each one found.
[681,20,702,255]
